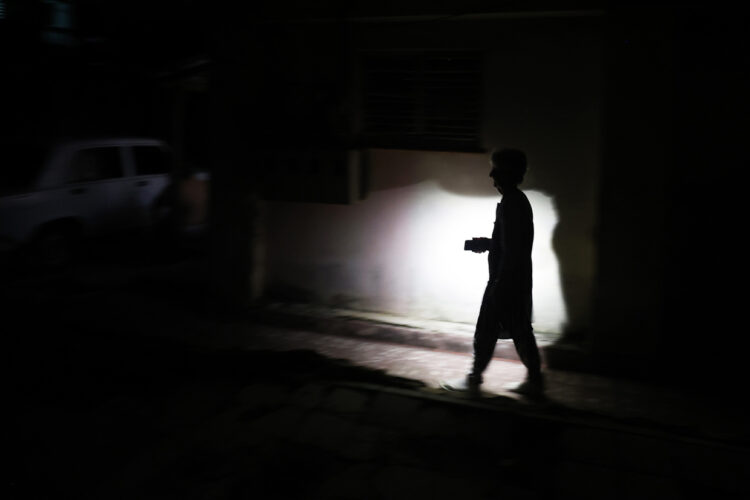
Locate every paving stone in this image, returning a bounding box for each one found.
[245,406,307,442]
[386,447,433,469]
[612,434,675,476]
[187,408,249,451]
[553,460,625,500]
[342,422,395,461]
[560,428,749,497]
[296,412,357,453]
[179,447,254,483]
[269,442,359,497]
[293,411,396,461]
[288,382,329,409]
[317,463,380,499]
[194,404,303,454]
[408,405,458,437]
[368,392,424,428]
[429,473,502,500]
[554,460,687,499]
[340,436,379,462]
[159,384,231,429]
[235,382,290,417]
[404,434,501,477]
[711,452,750,496]
[671,443,750,495]
[373,465,439,500]
[199,479,234,500]
[373,465,493,500]
[98,394,156,422]
[558,427,620,465]
[322,387,371,415]
[453,409,513,446]
[618,472,682,500]
[157,447,270,500]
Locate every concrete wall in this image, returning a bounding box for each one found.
[261,15,604,335]
[265,150,569,332]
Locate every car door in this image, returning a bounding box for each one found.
[62,146,130,233]
[126,144,173,227]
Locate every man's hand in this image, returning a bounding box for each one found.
[469,237,491,253]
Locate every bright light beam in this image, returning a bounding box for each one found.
[376,180,567,333]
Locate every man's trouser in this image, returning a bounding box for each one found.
[468,282,541,385]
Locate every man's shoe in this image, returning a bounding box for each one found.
[504,378,544,398]
[440,377,480,395]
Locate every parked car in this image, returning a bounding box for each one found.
[0,138,175,267]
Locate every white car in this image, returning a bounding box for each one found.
[0,138,174,266]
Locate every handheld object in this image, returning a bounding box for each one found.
[464,239,480,251]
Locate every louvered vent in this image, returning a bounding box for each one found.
[362,51,483,151]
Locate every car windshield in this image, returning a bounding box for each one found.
[0,142,50,195]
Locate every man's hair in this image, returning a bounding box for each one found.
[490,148,527,185]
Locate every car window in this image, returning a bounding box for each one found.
[133,146,171,176]
[67,147,123,183]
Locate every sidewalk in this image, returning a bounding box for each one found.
[254,301,562,362]
[249,304,748,444]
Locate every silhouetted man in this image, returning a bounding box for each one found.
[441,149,544,397]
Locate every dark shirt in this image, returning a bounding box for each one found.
[487,187,534,332]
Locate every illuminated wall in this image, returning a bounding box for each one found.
[266,151,573,334]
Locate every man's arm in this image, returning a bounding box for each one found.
[497,192,533,287]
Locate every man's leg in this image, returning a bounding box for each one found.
[441,284,497,392]
[509,327,544,395]
[468,287,500,386]
[468,320,499,387]
[513,326,542,380]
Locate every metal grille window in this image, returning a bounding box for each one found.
[362,51,483,152]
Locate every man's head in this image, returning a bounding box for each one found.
[489,148,527,193]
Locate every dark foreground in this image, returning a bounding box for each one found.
[5,254,749,500]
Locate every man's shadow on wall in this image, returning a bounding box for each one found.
[363,149,589,350]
